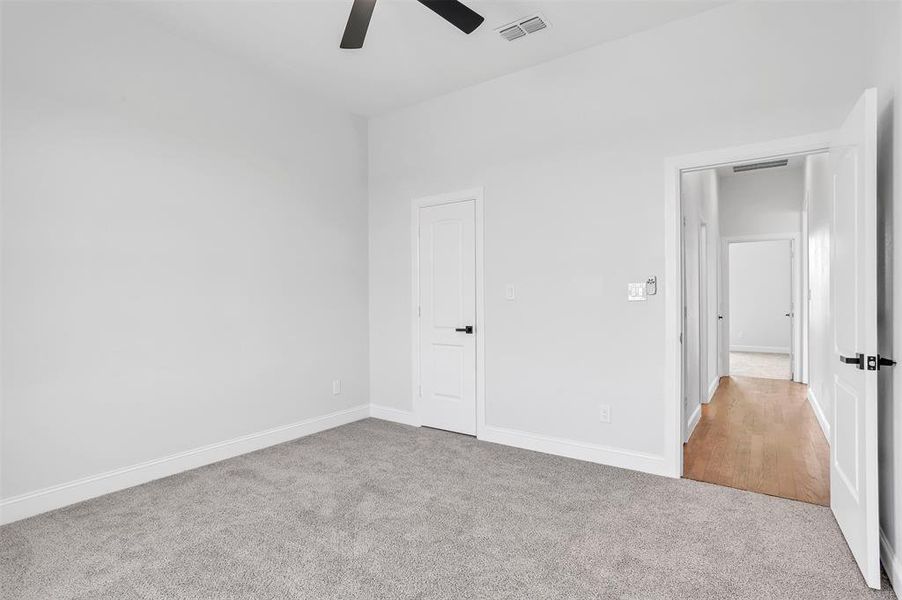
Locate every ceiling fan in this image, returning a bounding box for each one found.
[340,0,485,49]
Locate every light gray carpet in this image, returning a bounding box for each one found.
[0,419,894,599]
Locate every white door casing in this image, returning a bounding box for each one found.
[829,88,880,589]
[416,199,477,435]
[666,130,834,478]
[788,239,795,381]
[698,223,708,402]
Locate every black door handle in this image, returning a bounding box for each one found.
[785,313,792,317]
[455,326,474,334]
[840,353,865,370]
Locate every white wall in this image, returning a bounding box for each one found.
[719,167,804,238]
[368,1,880,472]
[728,241,792,354]
[806,153,832,437]
[681,169,719,438]
[868,0,902,587]
[0,3,369,503]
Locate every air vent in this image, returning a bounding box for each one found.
[499,24,526,41]
[496,14,549,42]
[520,16,547,34]
[732,159,789,173]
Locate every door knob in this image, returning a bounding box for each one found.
[840,353,865,370]
[455,326,474,334]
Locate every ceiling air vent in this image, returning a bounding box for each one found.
[499,24,526,41]
[520,16,547,34]
[496,14,549,42]
[732,159,789,173]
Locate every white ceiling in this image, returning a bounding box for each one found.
[138,0,725,116]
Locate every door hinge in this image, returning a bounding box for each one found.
[417,305,421,317]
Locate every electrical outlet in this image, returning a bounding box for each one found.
[599,404,611,424]
[332,379,341,395]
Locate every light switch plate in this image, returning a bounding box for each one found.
[628,282,647,302]
[599,404,611,423]
[505,284,516,301]
[332,379,341,395]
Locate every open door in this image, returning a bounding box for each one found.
[830,88,880,589]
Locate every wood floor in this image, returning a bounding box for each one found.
[683,376,830,506]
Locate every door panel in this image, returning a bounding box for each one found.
[418,200,476,435]
[829,88,879,589]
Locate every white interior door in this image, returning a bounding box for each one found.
[830,88,880,589]
[417,200,477,435]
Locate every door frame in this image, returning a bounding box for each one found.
[720,234,802,381]
[664,131,833,478]
[410,187,486,436]
[698,221,710,404]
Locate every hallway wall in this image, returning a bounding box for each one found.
[805,153,833,440]
[681,170,720,438]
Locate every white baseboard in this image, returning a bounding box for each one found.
[0,404,369,525]
[705,377,720,404]
[730,345,790,354]
[881,528,901,592]
[479,425,671,478]
[369,404,420,427]
[807,387,830,441]
[685,404,702,442]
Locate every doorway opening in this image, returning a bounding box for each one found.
[726,238,795,380]
[666,89,881,589]
[679,151,827,506]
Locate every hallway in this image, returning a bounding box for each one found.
[683,376,829,506]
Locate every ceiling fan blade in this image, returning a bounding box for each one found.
[416,0,484,34]
[340,0,377,49]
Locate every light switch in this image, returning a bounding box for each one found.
[599,404,611,423]
[628,282,647,302]
[505,284,516,301]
